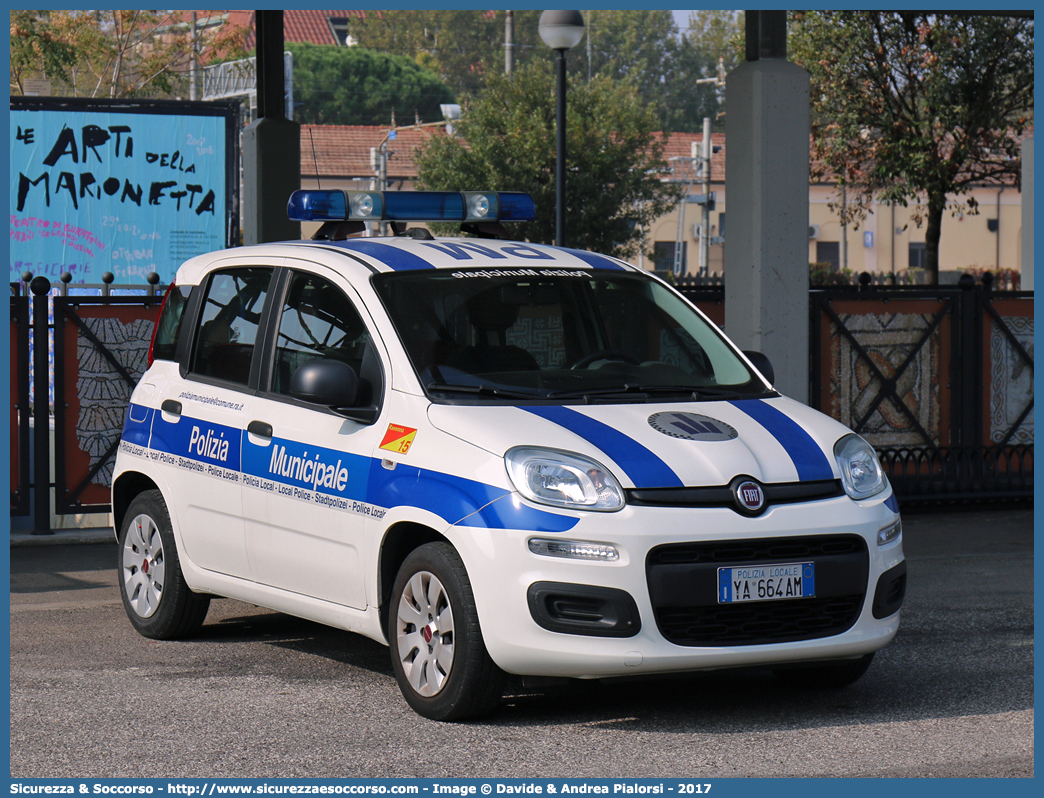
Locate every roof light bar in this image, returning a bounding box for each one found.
[287,190,534,224]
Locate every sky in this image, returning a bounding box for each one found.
[672,9,698,30]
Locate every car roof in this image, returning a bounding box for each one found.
[175,236,640,284]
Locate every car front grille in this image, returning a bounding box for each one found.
[646,535,869,647]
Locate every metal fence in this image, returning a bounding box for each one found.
[9,271,1033,533]
[11,272,165,532]
[809,274,1033,502]
[679,273,1033,504]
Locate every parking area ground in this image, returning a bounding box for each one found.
[8,506,1033,778]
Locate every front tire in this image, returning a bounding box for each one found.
[772,652,875,688]
[118,489,210,639]
[388,542,505,721]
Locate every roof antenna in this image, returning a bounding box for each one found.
[308,127,321,189]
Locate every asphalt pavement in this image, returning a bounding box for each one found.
[7,504,1034,778]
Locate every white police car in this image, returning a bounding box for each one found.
[113,190,905,721]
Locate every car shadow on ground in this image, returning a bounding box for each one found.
[190,599,1033,734]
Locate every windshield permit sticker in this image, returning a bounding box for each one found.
[648,412,739,442]
[379,423,417,454]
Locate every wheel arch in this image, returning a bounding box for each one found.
[112,471,161,535]
[377,521,449,636]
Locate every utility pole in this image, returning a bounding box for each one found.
[671,155,696,277]
[699,116,712,276]
[671,58,726,279]
[505,11,514,74]
[840,183,848,273]
[586,11,592,83]
[189,11,198,101]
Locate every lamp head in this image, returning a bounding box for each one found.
[538,10,585,51]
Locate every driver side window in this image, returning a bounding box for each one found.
[272,271,378,403]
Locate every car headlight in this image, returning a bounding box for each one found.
[833,434,887,500]
[505,447,625,512]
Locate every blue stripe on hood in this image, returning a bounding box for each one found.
[728,400,835,482]
[520,405,683,488]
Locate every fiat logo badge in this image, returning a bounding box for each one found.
[734,478,765,513]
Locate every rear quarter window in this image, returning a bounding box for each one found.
[151,284,191,362]
[189,267,273,387]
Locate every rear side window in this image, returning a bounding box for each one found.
[151,284,191,362]
[189,267,272,387]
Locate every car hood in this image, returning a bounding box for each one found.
[427,397,848,489]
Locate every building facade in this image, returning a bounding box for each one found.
[298,124,1027,286]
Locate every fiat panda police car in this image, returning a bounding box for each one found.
[113,189,906,721]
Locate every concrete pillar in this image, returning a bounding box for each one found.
[725,11,811,403]
[1021,137,1033,290]
[242,10,300,245]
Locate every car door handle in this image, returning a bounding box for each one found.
[161,399,182,416]
[247,420,273,438]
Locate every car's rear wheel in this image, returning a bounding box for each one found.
[772,652,875,688]
[388,542,504,721]
[118,489,210,639]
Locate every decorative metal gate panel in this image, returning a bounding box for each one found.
[811,281,1033,502]
[53,295,163,514]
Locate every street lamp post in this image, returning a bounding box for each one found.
[539,10,585,248]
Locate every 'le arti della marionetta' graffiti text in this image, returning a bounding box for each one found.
[14,123,216,216]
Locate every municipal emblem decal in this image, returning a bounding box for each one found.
[648,412,738,442]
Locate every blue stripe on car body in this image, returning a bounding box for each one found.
[366,461,578,532]
[519,405,683,489]
[550,247,627,270]
[728,399,835,482]
[122,403,154,448]
[139,408,576,532]
[326,240,436,271]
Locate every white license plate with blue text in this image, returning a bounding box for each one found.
[718,562,815,604]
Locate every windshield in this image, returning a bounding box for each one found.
[373,267,770,402]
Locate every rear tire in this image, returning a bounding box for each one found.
[772,652,875,688]
[388,542,505,721]
[118,489,210,639]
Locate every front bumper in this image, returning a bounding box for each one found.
[457,491,904,678]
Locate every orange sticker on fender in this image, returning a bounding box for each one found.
[379,424,417,454]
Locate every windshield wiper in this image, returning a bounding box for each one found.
[426,382,542,399]
[546,384,777,402]
[688,385,779,401]
[547,384,700,401]
[546,383,649,400]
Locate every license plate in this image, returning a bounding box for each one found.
[718,562,815,604]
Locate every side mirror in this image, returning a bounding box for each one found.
[742,350,775,386]
[290,360,358,408]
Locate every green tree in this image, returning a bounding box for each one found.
[347,9,726,133]
[791,11,1034,282]
[9,10,246,99]
[345,10,544,100]
[10,10,77,94]
[415,60,681,260]
[287,42,455,126]
[672,10,744,132]
[567,10,684,131]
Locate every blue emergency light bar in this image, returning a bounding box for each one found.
[287,190,535,224]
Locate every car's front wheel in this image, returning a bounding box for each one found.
[388,542,505,721]
[118,489,210,639]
